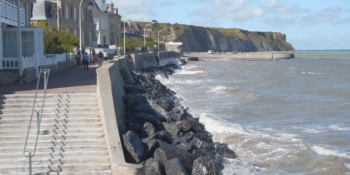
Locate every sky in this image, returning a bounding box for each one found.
[108,0,350,50]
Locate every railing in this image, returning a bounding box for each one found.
[23,56,56,70]
[2,58,19,69]
[23,69,50,175]
[45,52,75,62]
[0,0,25,26]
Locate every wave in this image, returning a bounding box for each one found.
[311,146,350,159]
[301,72,322,75]
[175,69,205,75]
[328,124,350,131]
[208,86,239,94]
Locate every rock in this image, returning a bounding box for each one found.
[181,119,196,132]
[172,137,188,145]
[124,84,149,94]
[143,158,165,175]
[123,94,148,111]
[122,131,144,163]
[192,156,223,175]
[185,132,208,149]
[142,130,172,144]
[134,112,163,129]
[139,122,156,139]
[134,103,155,114]
[163,122,182,138]
[154,140,194,172]
[143,140,158,161]
[154,148,168,164]
[164,158,189,175]
[192,143,236,160]
[176,142,194,153]
[127,123,141,133]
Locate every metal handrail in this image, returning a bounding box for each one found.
[23,69,50,175]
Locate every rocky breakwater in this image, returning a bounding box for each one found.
[121,63,236,174]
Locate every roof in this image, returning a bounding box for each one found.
[31,0,55,20]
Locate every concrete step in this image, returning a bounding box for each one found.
[0,117,102,124]
[8,171,112,175]
[0,150,109,159]
[0,123,103,130]
[0,128,104,136]
[0,163,110,173]
[0,93,97,100]
[1,145,108,153]
[0,98,97,104]
[0,113,100,119]
[0,133,105,141]
[0,138,105,147]
[0,108,99,114]
[0,156,110,165]
[0,103,98,109]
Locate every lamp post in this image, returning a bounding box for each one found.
[157,28,166,55]
[57,0,60,29]
[144,22,155,46]
[79,0,84,64]
[123,14,138,55]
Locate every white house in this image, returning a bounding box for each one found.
[1,0,44,82]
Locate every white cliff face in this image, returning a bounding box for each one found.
[175,26,294,52]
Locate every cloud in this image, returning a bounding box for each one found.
[188,0,264,22]
[260,0,309,14]
[300,7,342,25]
[263,13,301,27]
[190,17,219,27]
[112,0,158,21]
[160,1,175,7]
[292,34,310,41]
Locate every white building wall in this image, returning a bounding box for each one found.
[0,22,3,70]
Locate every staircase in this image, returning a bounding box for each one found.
[0,93,112,175]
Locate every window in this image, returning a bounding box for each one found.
[21,31,34,57]
[74,29,77,36]
[74,7,77,21]
[62,3,65,18]
[66,28,69,32]
[103,36,106,45]
[89,31,91,46]
[82,30,84,46]
[82,9,84,21]
[66,5,68,19]
[2,31,17,58]
[116,24,118,33]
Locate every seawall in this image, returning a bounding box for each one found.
[96,51,181,175]
[185,52,294,60]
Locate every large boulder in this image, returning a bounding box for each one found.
[143,158,165,175]
[192,156,224,175]
[142,131,172,144]
[164,158,189,175]
[139,122,156,139]
[154,140,194,172]
[124,84,149,94]
[163,122,183,138]
[123,94,148,111]
[122,131,144,163]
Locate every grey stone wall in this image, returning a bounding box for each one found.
[96,53,178,174]
[0,70,19,84]
[0,59,77,85]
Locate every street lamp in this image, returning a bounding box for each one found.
[124,14,138,55]
[157,28,167,54]
[79,0,84,64]
[144,22,155,46]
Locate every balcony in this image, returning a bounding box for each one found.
[0,0,25,26]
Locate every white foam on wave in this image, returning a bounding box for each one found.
[184,65,201,69]
[222,158,264,175]
[208,86,237,93]
[301,72,322,75]
[311,146,350,159]
[175,69,204,75]
[328,124,350,131]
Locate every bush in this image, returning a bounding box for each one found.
[117,37,158,51]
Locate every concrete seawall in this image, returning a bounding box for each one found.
[96,51,180,175]
[184,52,294,60]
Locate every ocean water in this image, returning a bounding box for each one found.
[157,51,350,174]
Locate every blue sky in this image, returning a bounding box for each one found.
[109,0,350,50]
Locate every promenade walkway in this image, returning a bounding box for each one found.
[0,64,98,94]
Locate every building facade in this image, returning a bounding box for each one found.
[31,0,97,47]
[90,0,121,47]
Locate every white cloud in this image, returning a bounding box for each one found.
[263,13,300,27]
[300,7,343,25]
[260,0,308,14]
[292,34,310,41]
[188,0,264,22]
[112,0,158,21]
[160,1,175,7]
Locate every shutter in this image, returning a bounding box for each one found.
[62,2,65,18]
[70,5,73,19]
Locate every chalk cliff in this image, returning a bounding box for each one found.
[173,24,295,52]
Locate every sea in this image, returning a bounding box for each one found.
[156,50,350,175]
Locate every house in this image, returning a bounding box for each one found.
[31,0,97,47]
[121,20,143,38]
[1,0,44,84]
[89,0,121,47]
